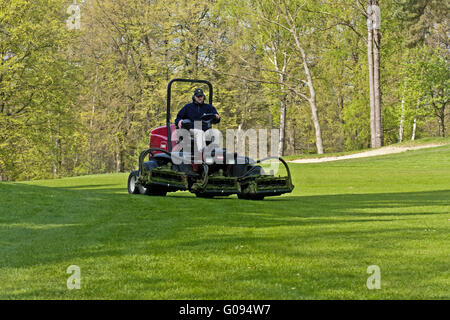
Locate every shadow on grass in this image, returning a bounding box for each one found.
[59,184,120,190]
[0,182,448,298]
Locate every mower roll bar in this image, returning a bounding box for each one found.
[167,79,213,152]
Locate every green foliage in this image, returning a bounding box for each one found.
[0,0,82,180]
[0,0,448,180]
[400,47,449,137]
[396,0,449,48]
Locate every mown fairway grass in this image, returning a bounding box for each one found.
[0,144,449,299]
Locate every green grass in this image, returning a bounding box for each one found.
[282,136,450,161]
[0,144,449,299]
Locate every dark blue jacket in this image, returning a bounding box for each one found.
[175,102,220,131]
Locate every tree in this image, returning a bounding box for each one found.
[262,0,324,154]
[0,0,81,180]
[367,0,383,148]
[405,48,449,137]
[77,0,223,173]
[221,0,325,154]
[397,0,449,49]
[1,0,447,181]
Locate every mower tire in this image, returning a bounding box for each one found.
[128,170,140,194]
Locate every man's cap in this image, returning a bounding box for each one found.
[194,88,204,97]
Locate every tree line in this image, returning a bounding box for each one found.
[0,0,448,181]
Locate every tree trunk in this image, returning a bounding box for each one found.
[194,45,199,76]
[435,106,446,137]
[442,120,446,138]
[367,0,383,148]
[411,100,420,140]
[439,112,446,137]
[373,24,383,147]
[115,152,121,173]
[119,151,125,172]
[48,116,58,178]
[264,3,323,154]
[278,96,287,156]
[268,47,289,157]
[309,96,324,154]
[89,66,98,174]
[367,1,376,148]
[398,77,407,143]
[295,40,324,154]
[398,96,405,143]
[285,124,295,156]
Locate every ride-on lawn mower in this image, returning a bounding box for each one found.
[127,79,294,200]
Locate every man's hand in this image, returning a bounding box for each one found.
[215,114,220,120]
[178,120,183,129]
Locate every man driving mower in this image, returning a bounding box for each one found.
[175,88,220,131]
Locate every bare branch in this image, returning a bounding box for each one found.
[253,2,292,33]
[211,67,283,86]
[286,3,367,41]
[211,66,311,102]
[354,0,369,17]
[6,92,35,117]
[288,86,310,102]
[340,21,367,42]
[232,53,287,76]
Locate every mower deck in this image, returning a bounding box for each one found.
[133,149,294,200]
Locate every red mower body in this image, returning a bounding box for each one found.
[149,124,177,154]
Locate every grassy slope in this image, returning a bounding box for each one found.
[0,145,449,299]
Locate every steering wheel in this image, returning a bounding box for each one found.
[200,113,217,121]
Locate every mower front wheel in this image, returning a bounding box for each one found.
[128,170,140,194]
